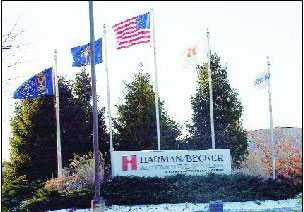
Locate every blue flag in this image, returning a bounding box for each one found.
[71,38,102,67]
[13,68,54,99]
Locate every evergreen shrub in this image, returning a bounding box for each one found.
[19,173,301,211]
[101,173,300,205]
[20,188,93,211]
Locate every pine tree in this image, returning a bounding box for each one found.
[6,72,109,182]
[7,95,57,182]
[114,71,180,151]
[72,68,109,164]
[188,53,248,165]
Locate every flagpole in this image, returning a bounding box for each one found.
[88,2,104,210]
[267,56,275,179]
[103,24,114,176]
[53,49,63,177]
[206,28,216,149]
[151,9,161,150]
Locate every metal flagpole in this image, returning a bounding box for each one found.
[151,9,161,150]
[267,56,276,179]
[103,24,114,176]
[88,2,104,210]
[206,29,216,149]
[53,49,63,177]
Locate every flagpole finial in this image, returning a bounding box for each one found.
[138,62,144,72]
[267,56,270,65]
[54,49,57,60]
[103,24,106,34]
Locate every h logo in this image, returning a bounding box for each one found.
[122,155,137,171]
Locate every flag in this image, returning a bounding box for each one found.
[71,38,102,67]
[112,12,150,50]
[182,41,208,69]
[253,72,270,89]
[13,67,54,99]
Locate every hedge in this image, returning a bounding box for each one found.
[101,173,300,205]
[20,189,94,211]
[20,173,301,211]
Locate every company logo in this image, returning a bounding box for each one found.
[122,155,137,171]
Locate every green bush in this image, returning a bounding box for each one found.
[20,188,94,211]
[2,175,43,212]
[101,173,301,205]
[18,173,301,211]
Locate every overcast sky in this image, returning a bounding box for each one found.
[2,1,302,161]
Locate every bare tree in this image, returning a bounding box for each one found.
[2,2,30,68]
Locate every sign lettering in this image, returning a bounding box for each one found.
[113,149,231,177]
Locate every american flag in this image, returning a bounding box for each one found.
[113,12,150,50]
